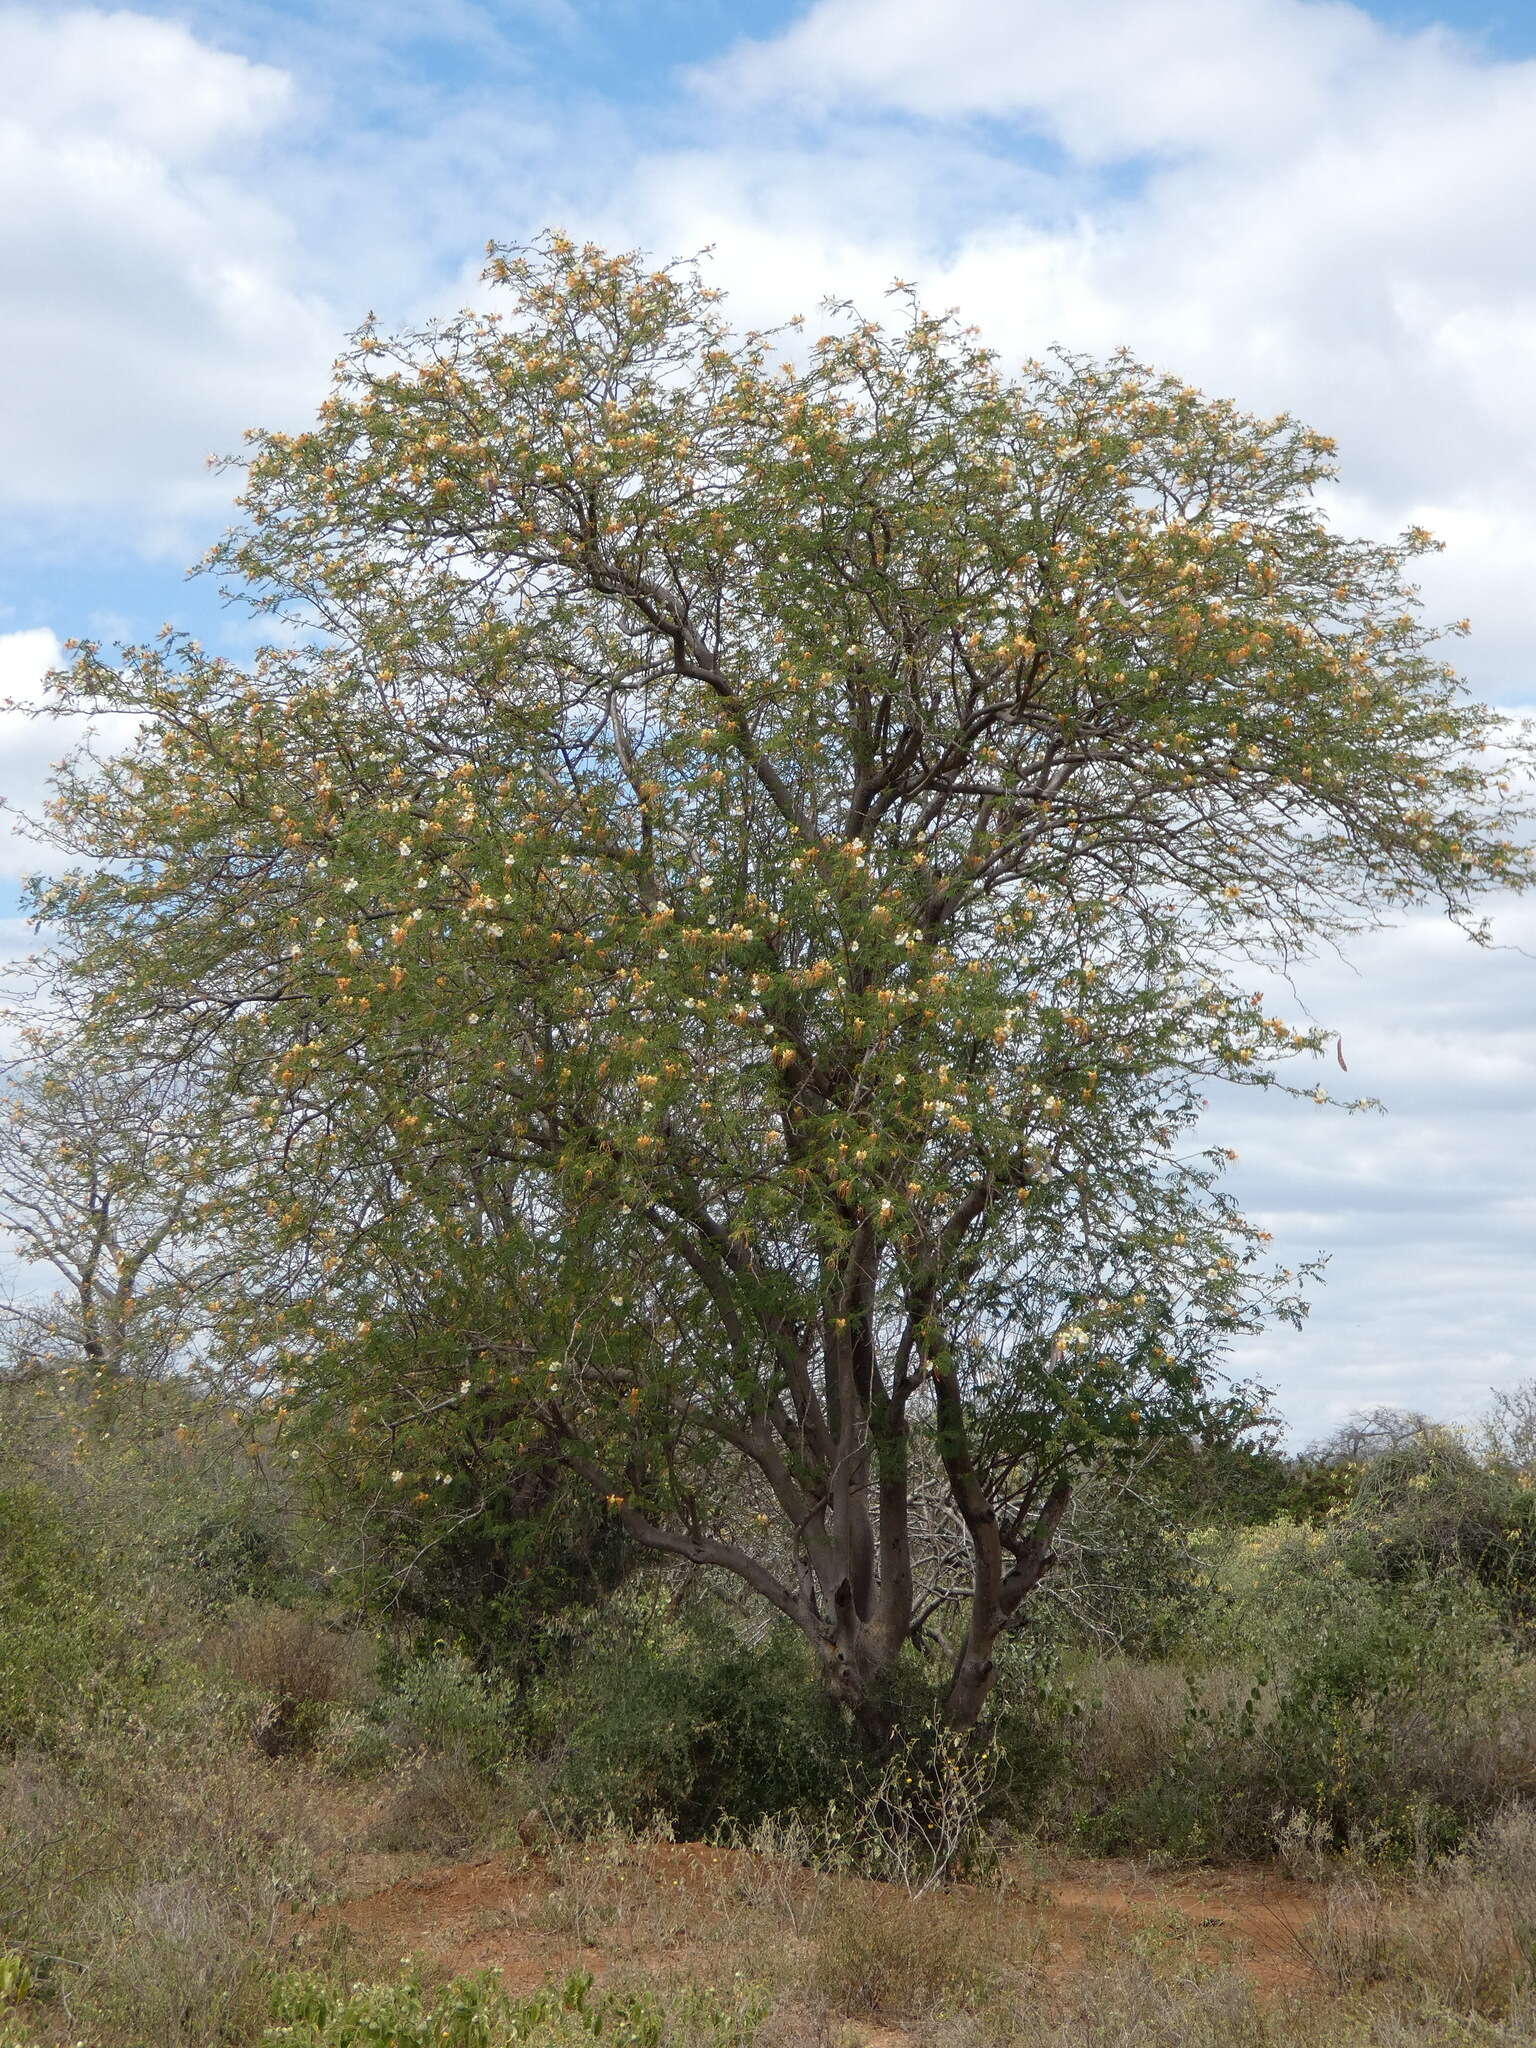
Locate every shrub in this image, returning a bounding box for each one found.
[374,1642,522,1774]
[0,1718,318,2045]
[1048,1517,1536,1860]
[366,1750,513,1855]
[264,1967,765,2048]
[1337,1429,1536,1628]
[524,1619,861,1835]
[348,1461,635,1668]
[0,1479,158,1748]
[204,1604,376,1754]
[0,1368,312,1620]
[71,1876,273,2047]
[0,1480,97,1745]
[822,1721,1001,1893]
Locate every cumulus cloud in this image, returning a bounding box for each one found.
[0,7,336,547]
[671,0,1536,701]
[699,0,1387,156]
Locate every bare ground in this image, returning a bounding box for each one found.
[291,1799,1328,2018]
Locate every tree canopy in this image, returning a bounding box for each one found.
[32,234,1530,1731]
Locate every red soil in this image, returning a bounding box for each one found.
[307,1835,1325,2004]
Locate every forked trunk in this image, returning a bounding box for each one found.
[944,1643,998,1731]
[941,1477,1074,1729]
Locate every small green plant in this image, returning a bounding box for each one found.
[375,1644,520,1774]
[264,1968,766,2048]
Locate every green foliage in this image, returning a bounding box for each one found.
[36,230,1529,1730]
[0,1366,313,1615]
[308,1442,633,1666]
[1014,1428,1353,1665]
[1057,1513,1536,1861]
[264,1968,765,2048]
[522,1617,861,1834]
[0,1478,160,1747]
[370,1641,522,1775]
[0,1479,91,1744]
[1332,1429,1536,1625]
[1143,1430,1359,1531]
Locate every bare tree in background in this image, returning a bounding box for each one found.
[0,1034,236,1400]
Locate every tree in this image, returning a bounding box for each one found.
[0,1032,235,1402]
[34,235,1529,1733]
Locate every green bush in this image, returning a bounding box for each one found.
[265,1968,765,2048]
[0,1369,314,1619]
[361,1466,635,1666]
[1056,1518,1536,1860]
[521,1617,862,1834]
[0,1479,155,1747]
[1335,1430,1536,1627]
[373,1642,521,1773]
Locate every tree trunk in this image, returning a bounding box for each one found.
[816,1644,897,1749]
[944,1642,998,1730]
[942,1477,1073,1729]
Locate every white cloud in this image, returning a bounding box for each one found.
[1211,901,1536,1439]
[0,628,66,886]
[0,626,139,885]
[1,7,291,156]
[0,7,336,543]
[670,0,1536,702]
[699,0,1388,159]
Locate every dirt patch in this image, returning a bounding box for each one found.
[306,1835,1326,2004]
[1027,1856,1323,1995]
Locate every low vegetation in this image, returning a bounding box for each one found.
[7,1369,1536,2046]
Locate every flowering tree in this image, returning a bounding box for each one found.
[36,237,1528,1733]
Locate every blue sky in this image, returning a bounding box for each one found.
[3,0,1535,1441]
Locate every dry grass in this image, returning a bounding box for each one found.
[806,1883,1003,2019]
[537,1805,1536,2044]
[709,1816,824,1937]
[12,1678,1536,2047]
[529,1833,637,1944]
[365,1749,512,1856]
[68,1878,273,2047]
[1305,1804,1536,2018]
[0,1722,327,2046]
[1062,1658,1257,1800]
